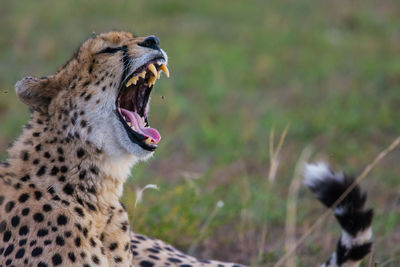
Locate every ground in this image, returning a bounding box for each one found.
[0,0,399,266]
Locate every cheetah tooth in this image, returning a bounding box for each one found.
[126,76,138,87]
[148,75,156,87]
[148,64,157,77]
[139,71,146,79]
[160,64,170,78]
[145,137,152,145]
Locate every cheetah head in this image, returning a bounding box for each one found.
[15,32,169,161]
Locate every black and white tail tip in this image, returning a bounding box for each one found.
[304,162,374,267]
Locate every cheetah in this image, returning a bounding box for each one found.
[0,32,373,267]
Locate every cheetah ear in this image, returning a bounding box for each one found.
[15,76,59,113]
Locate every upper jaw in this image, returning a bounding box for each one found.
[120,55,168,89]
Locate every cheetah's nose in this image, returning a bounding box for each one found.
[138,36,160,51]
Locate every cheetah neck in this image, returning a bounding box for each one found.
[5,112,136,214]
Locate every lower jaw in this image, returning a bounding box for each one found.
[116,111,157,152]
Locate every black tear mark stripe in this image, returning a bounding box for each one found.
[121,46,130,86]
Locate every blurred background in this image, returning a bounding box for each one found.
[0,0,399,266]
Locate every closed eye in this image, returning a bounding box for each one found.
[97,47,124,54]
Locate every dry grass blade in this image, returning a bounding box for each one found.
[188,200,225,255]
[135,184,159,208]
[268,125,289,183]
[274,136,400,267]
[284,147,312,267]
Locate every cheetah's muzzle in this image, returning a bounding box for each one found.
[116,57,169,151]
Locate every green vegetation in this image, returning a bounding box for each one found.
[1,0,399,265]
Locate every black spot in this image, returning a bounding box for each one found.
[18,193,29,203]
[15,248,25,258]
[38,262,48,267]
[57,214,68,225]
[80,251,86,258]
[21,150,29,161]
[19,225,29,236]
[5,201,15,212]
[37,229,49,237]
[56,236,65,246]
[68,252,76,262]
[84,94,92,101]
[109,242,118,251]
[20,175,30,182]
[147,248,159,253]
[14,182,21,189]
[77,148,85,158]
[74,207,84,217]
[33,132,41,137]
[43,152,51,158]
[90,166,99,175]
[57,147,64,154]
[64,231,72,238]
[168,258,182,263]
[34,191,42,200]
[43,204,52,212]
[63,183,74,195]
[60,166,68,173]
[48,186,56,195]
[3,230,11,242]
[92,255,100,264]
[33,159,40,165]
[83,227,88,237]
[52,253,63,265]
[31,246,43,257]
[58,176,66,182]
[3,244,14,256]
[44,239,52,245]
[36,166,46,176]
[88,186,96,194]
[114,256,122,263]
[90,238,96,247]
[0,220,6,233]
[11,216,20,227]
[80,120,87,128]
[86,202,97,211]
[21,208,30,216]
[33,212,44,222]
[19,238,27,246]
[35,144,42,151]
[75,237,81,247]
[50,166,59,176]
[79,170,87,180]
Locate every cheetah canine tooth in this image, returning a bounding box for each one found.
[160,64,170,78]
[148,64,157,77]
[145,137,152,145]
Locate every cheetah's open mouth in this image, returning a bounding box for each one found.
[116,58,169,151]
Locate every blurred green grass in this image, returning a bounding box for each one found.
[1,0,399,265]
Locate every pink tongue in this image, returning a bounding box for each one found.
[119,108,161,144]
